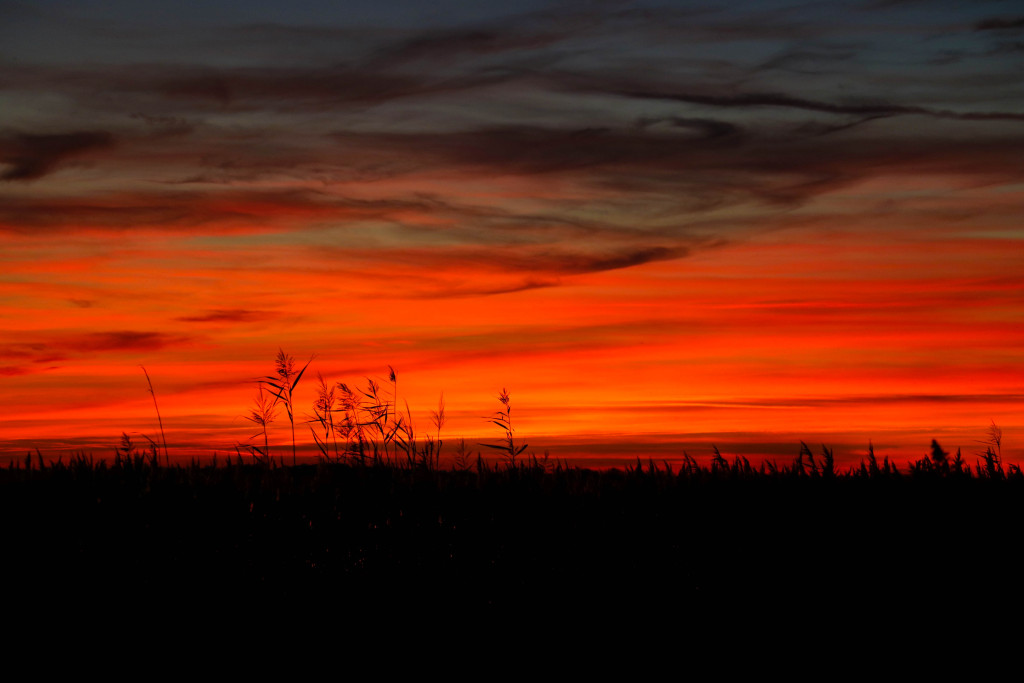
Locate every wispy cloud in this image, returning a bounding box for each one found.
[1,331,192,375]
[73,331,184,352]
[0,188,455,233]
[0,62,511,113]
[975,17,1024,31]
[553,72,1024,122]
[369,25,569,67]
[176,309,275,323]
[396,278,556,299]
[0,130,115,181]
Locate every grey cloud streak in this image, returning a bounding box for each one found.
[975,17,1024,31]
[0,331,194,376]
[1,0,1020,291]
[0,131,115,181]
[548,71,1024,122]
[2,114,1022,290]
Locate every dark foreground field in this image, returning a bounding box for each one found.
[5,450,1023,632]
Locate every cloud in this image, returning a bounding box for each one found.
[33,63,509,112]
[397,278,556,299]
[4,113,1021,252]
[560,77,1024,122]
[0,5,853,120]
[176,309,275,323]
[975,17,1024,31]
[0,331,192,377]
[333,119,1024,184]
[0,130,115,181]
[370,26,568,67]
[380,244,692,277]
[648,393,1024,409]
[759,46,862,74]
[328,123,748,180]
[532,246,689,275]
[68,331,187,353]
[648,117,743,140]
[128,113,196,137]
[1,331,187,359]
[0,188,454,233]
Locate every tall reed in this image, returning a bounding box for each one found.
[260,349,313,466]
[244,383,278,461]
[480,388,527,466]
[140,366,169,465]
[309,373,338,460]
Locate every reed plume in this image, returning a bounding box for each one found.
[260,349,313,466]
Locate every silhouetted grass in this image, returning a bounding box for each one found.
[5,438,1023,627]
[6,358,1022,629]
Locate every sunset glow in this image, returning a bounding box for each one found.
[2,1,1021,467]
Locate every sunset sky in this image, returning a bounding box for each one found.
[2,0,1021,466]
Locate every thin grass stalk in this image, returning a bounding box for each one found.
[141,366,169,465]
[431,392,446,471]
[389,366,398,462]
[309,373,338,461]
[244,383,277,463]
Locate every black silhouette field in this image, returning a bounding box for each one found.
[6,439,1022,634]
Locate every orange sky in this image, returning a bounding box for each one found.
[1,1,1022,467]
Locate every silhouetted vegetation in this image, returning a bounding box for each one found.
[5,357,1021,626]
[5,433,1023,626]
